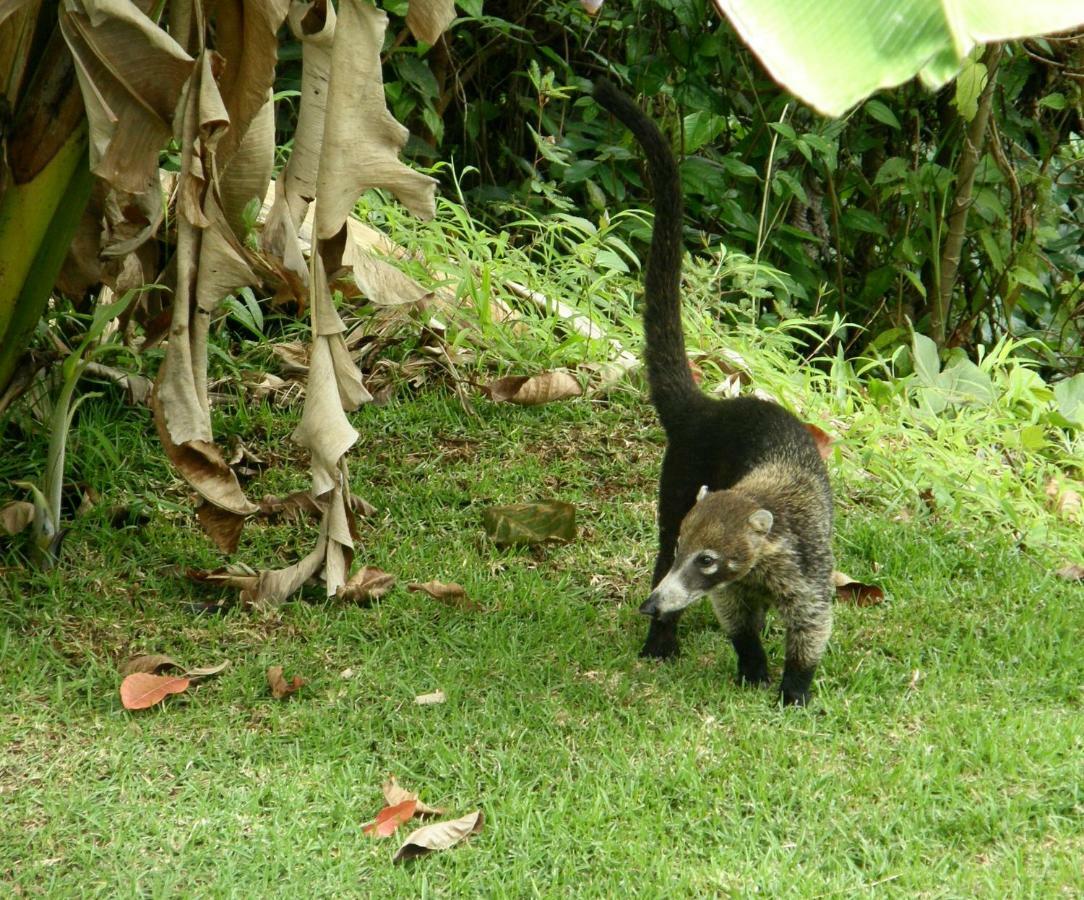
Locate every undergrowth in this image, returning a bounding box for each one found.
[358,188,1084,566]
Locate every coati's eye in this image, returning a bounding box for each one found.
[695,551,717,569]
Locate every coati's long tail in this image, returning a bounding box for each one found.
[593,79,696,428]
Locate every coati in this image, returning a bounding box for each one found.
[592,79,834,706]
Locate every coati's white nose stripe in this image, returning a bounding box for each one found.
[649,568,704,614]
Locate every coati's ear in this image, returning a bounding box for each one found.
[696,485,710,502]
[748,509,773,534]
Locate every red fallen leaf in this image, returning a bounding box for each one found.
[267,666,305,699]
[363,799,418,838]
[804,423,833,461]
[120,673,191,710]
[393,810,484,863]
[832,571,885,606]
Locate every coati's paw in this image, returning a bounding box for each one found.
[779,686,809,706]
[779,667,814,706]
[640,636,679,659]
[737,661,770,687]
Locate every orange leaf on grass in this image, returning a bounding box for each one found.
[267,666,305,699]
[120,673,191,710]
[363,799,418,838]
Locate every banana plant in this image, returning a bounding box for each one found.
[17,289,135,567]
[0,5,93,395]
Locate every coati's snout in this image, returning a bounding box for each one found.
[641,487,774,617]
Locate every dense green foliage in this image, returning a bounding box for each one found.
[371,0,1083,370]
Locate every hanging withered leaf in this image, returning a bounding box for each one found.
[120,673,191,710]
[267,666,306,699]
[407,580,479,611]
[337,566,397,604]
[482,371,582,406]
[363,799,418,838]
[831,571,885,607]
[804,423,833,461]
[393,810,484,863]
[481,500,576,546]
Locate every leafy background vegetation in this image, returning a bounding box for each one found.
[369,0,1083,369]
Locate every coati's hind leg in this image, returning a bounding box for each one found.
[778,591,833,706]
[710,586,769,687]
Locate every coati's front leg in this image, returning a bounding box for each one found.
[710,588,769,686]
[778,593,833,706]
[641,525,682,658]
[641,452,699,659]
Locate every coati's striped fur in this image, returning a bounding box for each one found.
[593,79,834,706]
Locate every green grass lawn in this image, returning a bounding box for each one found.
[1,390,1082,897]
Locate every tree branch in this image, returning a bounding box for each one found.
[934,42,1003,347]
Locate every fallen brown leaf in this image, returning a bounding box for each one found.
[182,661,230,681]
[120,673,191,710]
[483,371,581,406]
[338,566,396,604]
[119,656,228,685]
[119,654,180,677]
[407,580,478,611]
[711,371,743,399]
[481,500,576,546]
[258,490,322,522]
[0,501,35,535]
[363,799,418,838]
[393,810,484,863]
[1045,478,1083,521]
[267,666,305,699]
[831,571,885,607]
[382,777,445,816]
[1055,563,1084,581]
